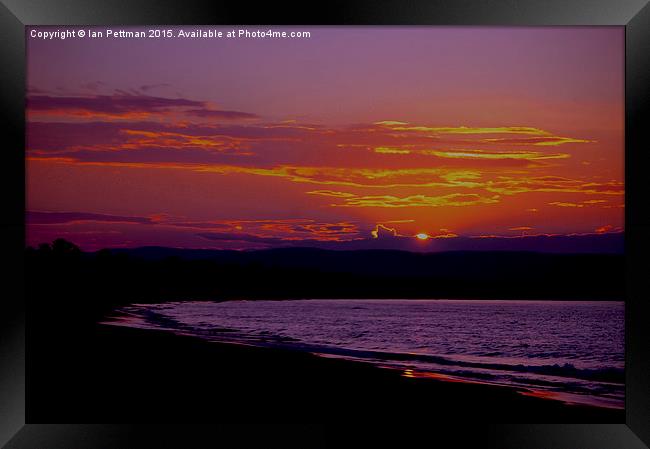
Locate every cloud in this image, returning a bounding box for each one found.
[423,149,569,160]
[26,211,153,225]
[81,81,107,92]
[333,193,500,208]
[482,136,594,146]
[27,94,203,118]
[374,122,549,136]
[27,212,364,248]
[370,122,594,149]
[28,136,536,186]
[26,93,259,122]
[595,225,622,234]
[432,232,458,238]
[170,218,362,242]
[371,147,570,161]
[139,83,171,92]
[117,129,252,154]
[193,227,624,253]
[28,123,259,160]
[307,190,357,198]
[27,121,320,161]
[374,147,411,154]
[371,224,398,238]
[27,111,594,186]
[382,219,415,224]
[196,227,362,247]
[29,150,625,210]
[548,198,614,208]
[26,102,619,215]
[487,176,624,196]
[185,109,259,120]
[549,202,584,208]
[194,166,462,189]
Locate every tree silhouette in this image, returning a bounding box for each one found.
[51,238,81,256]
[37,242,52,254]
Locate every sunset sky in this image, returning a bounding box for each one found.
[26,26,624,251]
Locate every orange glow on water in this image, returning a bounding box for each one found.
[402,368,472,384]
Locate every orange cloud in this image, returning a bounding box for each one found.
[119,129,251,153]
[371,224,397,238]
[332,193,500,208]
[306,190,356,198]
[481,136,594,146]
[374,147,411,154]
[422,149,569,160]
[549,198,616,208]
[549,202,585,208]
[29,156,624,214]
[166,218,362,241]
[595,225,623,234]
[26,93,259,122]
[370,122,595,151]
[487,177,624,196]
[432,232,458,238]
[374,122,549,136]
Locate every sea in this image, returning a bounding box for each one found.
[106,299,624,409]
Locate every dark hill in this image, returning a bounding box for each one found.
[26,241,624,323]
[108,245,623,281]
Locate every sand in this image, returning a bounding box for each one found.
[28,323,623,423]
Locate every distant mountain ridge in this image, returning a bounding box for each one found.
[106,245,624,282]
[27,239,624,301]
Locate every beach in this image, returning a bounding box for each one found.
[28,323,624,423]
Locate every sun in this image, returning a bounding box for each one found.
[416,233,429,240]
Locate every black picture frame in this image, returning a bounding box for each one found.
[1,1,649,447]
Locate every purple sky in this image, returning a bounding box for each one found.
[26,26,624,251]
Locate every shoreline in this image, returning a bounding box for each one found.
[29,321,624,423]
[104,317,625,412]
[107,298,624,411]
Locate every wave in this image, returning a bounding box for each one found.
[118,307,625,385]
[274,344,625,384]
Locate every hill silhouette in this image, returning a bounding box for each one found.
[109,244,623,282]
[27,240,624,321]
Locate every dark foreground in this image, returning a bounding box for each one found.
[26,241,625,423]
[28,323,623,423]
